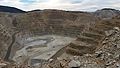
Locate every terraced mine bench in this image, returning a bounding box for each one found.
[65,17,120,56]
[66,32,105,55]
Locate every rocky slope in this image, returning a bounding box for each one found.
[13,9,98,36]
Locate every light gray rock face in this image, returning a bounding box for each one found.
[12,35,75,65]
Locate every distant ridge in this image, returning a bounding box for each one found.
[0,5,26,13]
[28,9,42,12]
[94,8,120,18]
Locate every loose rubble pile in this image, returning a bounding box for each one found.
[41,27,120,68]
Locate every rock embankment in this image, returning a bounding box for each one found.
[0,24,12,59]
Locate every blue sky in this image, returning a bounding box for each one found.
[20,0,36,3]
[0,0,120,11]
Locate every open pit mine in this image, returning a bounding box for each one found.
[0,6,120,68]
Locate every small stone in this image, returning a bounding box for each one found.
[49,59,53,62]
[102,41,107,44]
[116,55,120,60]
[116,62,120,68]
[113,60,116,63]
[114,27,120,31]
[117,44,120,48]
[84,54,92,57]
[96,52,104,58]
[117,35,120,37]
[68,60,81,67]
[95,51,103,54]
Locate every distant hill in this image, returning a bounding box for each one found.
[94,8,120,19]
[28,9,42,12]
[0,5,26,13]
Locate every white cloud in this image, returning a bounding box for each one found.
[0,0,24,10]
[0,0,120,11]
